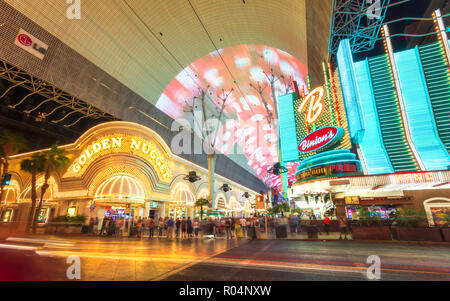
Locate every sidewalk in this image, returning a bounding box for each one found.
[260,231,347,240]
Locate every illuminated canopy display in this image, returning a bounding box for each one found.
[156,44,308,187]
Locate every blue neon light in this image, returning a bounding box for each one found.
[277,92,300,162]
[353,59,394,175]
[336,39,365,144]
[394,47,450,170]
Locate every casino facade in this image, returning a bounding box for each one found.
[0,122,259,229]
[278,36,450,226]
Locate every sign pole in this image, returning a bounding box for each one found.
[264,199,268,238]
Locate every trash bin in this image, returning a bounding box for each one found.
[247,226,257,239]
[81,225,89,234]
[307,225,318,239]
[275,225,287,238]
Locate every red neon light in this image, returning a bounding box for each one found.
[327,62,342,127]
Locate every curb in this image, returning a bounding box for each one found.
[258,237,450,246]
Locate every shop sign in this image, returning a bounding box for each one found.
[330,179,350,186]
[394,172,433,184]
[14,28,48,60]
[71,135,171,180]
[296,162,361,181]
[298,126,344,153]
[345,196,360,205]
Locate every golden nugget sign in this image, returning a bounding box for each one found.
[71,136,171,179]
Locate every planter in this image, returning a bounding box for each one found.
[440,228,450,242]
[46,222,83,234]
[394,227,443,242]
[351,226,392,240]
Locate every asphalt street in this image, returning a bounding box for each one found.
[0,236,449,281]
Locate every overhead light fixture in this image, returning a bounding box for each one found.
[267,162,288,175]
[183,171,201,183]
[219,183,232,192]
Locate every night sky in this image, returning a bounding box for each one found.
[353,0,436,60]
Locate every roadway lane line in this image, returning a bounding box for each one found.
[149,241,247,281]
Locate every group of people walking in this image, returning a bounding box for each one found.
[88,214,350,239]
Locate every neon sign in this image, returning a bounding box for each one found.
[394,172,433,184]
[298,86,325,124]
[71,136,171,180]
[298,126,344,153]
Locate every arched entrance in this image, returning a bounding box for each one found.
[423,198,450,227]
[1,186,17,222]
[19,178,58,224]
[93,175,148,222]
[169,183,195,219]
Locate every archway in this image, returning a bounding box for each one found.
[169,182,196,219]
[92,174,148,223]
[19,176,58,224]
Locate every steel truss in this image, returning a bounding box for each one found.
[0,60,115,127]
[328,0,396,60]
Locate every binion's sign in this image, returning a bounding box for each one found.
[298,126,344,153]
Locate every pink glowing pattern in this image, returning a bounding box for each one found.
[156,45,308,187]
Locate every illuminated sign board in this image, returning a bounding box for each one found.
[298,86,325,124]
[298,126,344,153]
[14,28,48,60]
[71,135,171,180]
[296,162,362,181]
[292,84,352,162]
[394,172,433,184]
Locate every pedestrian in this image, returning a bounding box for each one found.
[323,215,330,235]
[136,218,143,238]
[117,218,124,237]
[149,217,155,238]
[187,217,193,238]
[158,217,164,237]
[291,214,299,234]
[193,218,200,237]
[175,218,181,238]
[338,216,348,240]
[180,218,187,239]
[230,218,235,238]
[98,217,105,236]
[240,217,247,237]
[235,219,242,238]
[167,217,174,238]
[225,218,232,239]
[142,217,149,237]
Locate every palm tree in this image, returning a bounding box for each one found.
[195,198,209,220]
[32,144,70,233]
[20,153,45,233]
[0,130,27,203]
[272,202,291,217]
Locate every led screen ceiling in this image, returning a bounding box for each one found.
[156,45,307,187]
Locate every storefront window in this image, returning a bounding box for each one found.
[2,209,13,222]
[346,206,397,220]
[37,208,48,223]
[67,206,77,217]
[430,207,450,227]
